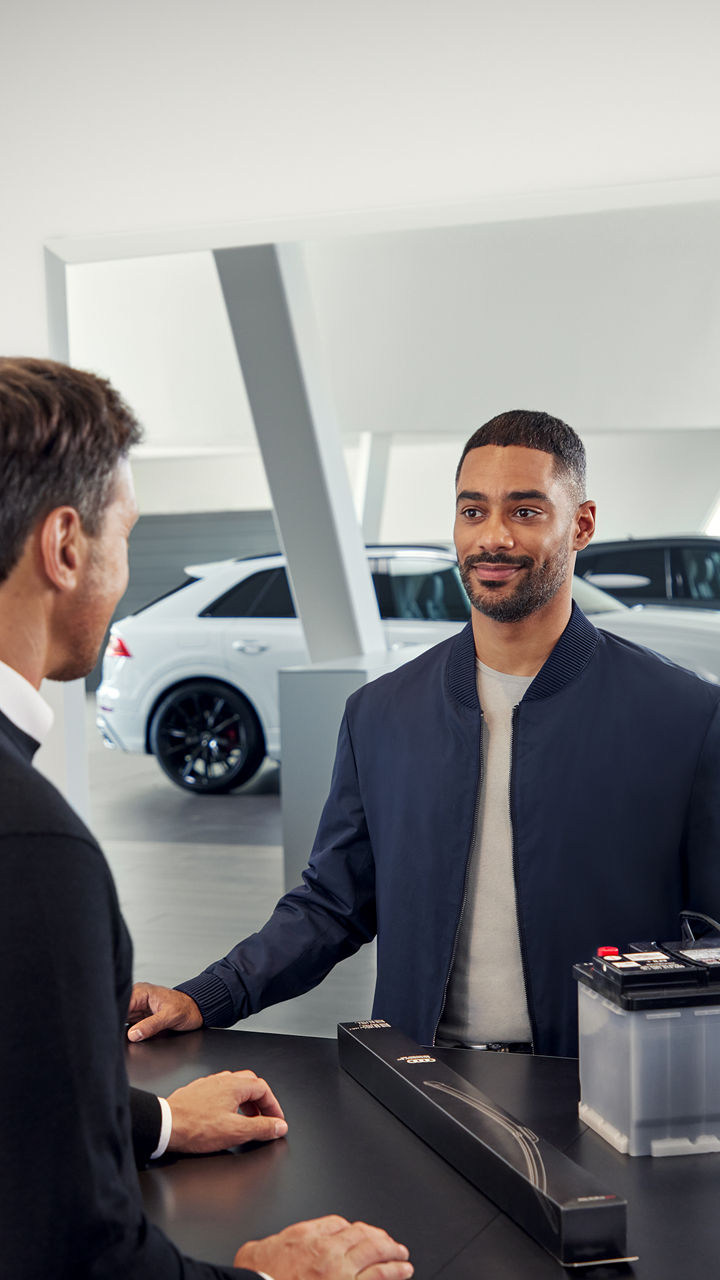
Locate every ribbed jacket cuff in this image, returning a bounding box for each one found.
[175,972,237,1026]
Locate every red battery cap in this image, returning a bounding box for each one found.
[596,946,620,958]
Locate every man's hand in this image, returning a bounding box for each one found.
[127,982,202,1041]
[166,1070,287,1154]
[234,1216,413,1280]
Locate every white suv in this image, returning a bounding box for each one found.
[96,547,470,793]
[97,546,720,794]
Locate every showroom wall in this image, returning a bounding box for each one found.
[64,203,720,542]
[305,204,720,541]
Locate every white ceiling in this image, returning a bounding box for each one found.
[5,0,720,351]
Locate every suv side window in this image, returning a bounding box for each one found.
[205,558,473,622]
[674,546,720,602]
[371,558,470,622]
[580,548,668,601]
[202,568,297,618]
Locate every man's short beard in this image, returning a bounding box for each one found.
[459,544,572,623]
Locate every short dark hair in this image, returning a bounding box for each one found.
[0,358,143,583]
[456,409,586,502]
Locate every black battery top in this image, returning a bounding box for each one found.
[574,943,720,1010]
[594,949,695,988]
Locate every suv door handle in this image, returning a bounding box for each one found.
[232,640,269,655]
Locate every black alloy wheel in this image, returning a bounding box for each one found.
[149,680,265,794]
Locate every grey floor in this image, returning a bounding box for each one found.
[87,698,376,1038]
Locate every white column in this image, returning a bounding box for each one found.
[360,432,391,543]
[34,680,90,821]
[42,250,90,822]
[214,242,394,888]
[213,243,385,662]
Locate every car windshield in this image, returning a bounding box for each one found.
[572,576,629,615]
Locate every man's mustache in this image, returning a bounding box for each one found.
[461,553,533,570]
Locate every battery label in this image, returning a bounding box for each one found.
[679,948,720,964]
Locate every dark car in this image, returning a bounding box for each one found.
[576,536,720,609]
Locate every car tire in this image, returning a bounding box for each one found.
[149,680,265,794]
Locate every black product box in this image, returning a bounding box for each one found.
[338,1021,633,1268]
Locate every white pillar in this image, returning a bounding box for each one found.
[360,433,391,543]
[34,680,90,821]
[42,250,90,822]
[214,242,393,887]
[213,243,385,662]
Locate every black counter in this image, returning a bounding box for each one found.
[128,1027,717,1279]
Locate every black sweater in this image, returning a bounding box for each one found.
[0,709,256,1279]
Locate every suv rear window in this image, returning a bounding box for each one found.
[133,576,199,615]
[202,568,296,618]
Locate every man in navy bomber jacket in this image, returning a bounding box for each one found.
[129,411,720,1059]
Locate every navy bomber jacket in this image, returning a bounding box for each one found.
[179,605,720,1058]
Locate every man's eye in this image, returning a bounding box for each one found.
[462,507,483,519]
[515,507,540,519]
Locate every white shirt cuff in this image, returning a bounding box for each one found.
[255,1273,275,1280]
[149,1095,173,1160]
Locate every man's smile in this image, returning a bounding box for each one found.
[463,553,533,588]
[472,563,524,583]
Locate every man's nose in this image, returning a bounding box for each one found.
[475,511,514,551]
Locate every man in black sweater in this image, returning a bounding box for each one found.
[0,357,412,1280]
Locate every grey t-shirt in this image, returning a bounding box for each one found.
[437,659,533,1046]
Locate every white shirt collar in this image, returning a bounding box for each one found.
[0,658,54,745]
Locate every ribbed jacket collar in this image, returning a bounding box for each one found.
[446,602,599,709]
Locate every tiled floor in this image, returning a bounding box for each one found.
[87,699,376,1038]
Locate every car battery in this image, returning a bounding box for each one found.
[574,939,720,1156]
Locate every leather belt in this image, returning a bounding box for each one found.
[473,1041,533,1053]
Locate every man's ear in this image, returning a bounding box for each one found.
[38,507,85,590]
[573,500,596,551]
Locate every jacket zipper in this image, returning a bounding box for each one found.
[510,702,537,1053]
[433,708,483,1045]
